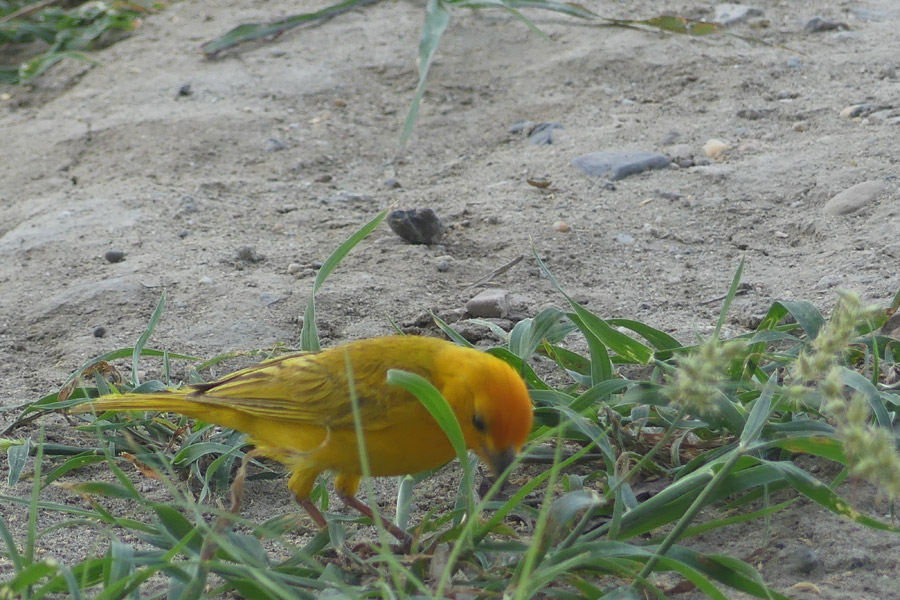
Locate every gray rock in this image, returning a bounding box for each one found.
[263,138,284,152]
[319,191,374,204]
[93,326,107,338]
[714,3,764,25]
[839,104,875,119]
[259,293,283,306]
[780,545,819,574]
[528,123,564,145]
[668,144,695,167]
[466,289,510,318]
[388,208,444,245]
[786,57,802,68]
[509,119,535,134]
[264,138,285,152]
[803,16,848,33]
[615,233,635,245]
[104,249,126,263]
[823,180,886,215]
[815,274,842,289]
[235,245,265,263]
[660,130,681,146]
[572,151,670,180]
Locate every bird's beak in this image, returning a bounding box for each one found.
[486,446,517,476]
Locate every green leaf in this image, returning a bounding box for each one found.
[300,207,389,351]
[6,437,30,486]
[397,0,450,154]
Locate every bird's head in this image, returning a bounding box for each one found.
[450,350,533,476]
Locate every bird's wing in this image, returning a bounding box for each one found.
[187,351,425,429]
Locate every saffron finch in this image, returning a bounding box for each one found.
[75,336,533,546]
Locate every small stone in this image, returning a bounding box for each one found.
[528,123,564,145]
[703,139,729,158]
[178,230,189,238]
[714,3,764,25]
[509,119,535,134]
[93,326,106,338]
[660,130,681,146]
[320,190,373,204]
[264,138,285,152]
[104,250,125,263]
[176,83,192,97]
[572,151,670,180]
[668,144,695,167]
[383,178,402,188]
[314,174,333,183]
[436,260,450,272]
[466,289,510,318]
[259,293,282,307]
[387,208,444,245]
[803,16,848,33]
[823,180,885,215]
[554,221,571,233]
[786,57,802,68]
[815,274,842,289]
[839,104,873,119]
[780,545,819,574]
[792,121,809,132]
[615,233,635,245]
[199,276,214,285]
[844,549,873,570]
[736,108,771,120]
[235,245,265,262]
[287,263,303,275]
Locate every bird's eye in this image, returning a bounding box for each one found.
[472,413,486,432]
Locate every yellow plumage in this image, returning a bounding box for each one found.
[75,336,533,542]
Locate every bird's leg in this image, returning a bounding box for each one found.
[298,498,328,529]
[339,493,413,552]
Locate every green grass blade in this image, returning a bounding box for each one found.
[132,293,166,388]
[199,0,380,56]
[397,0,450,154]
[300,207,389,351]
[713,258,744,339]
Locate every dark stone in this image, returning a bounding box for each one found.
[387,208,444,245]
[104,250,125,263]
[93,326,107,338]
[528,123,564,145]
[572,151,670,180]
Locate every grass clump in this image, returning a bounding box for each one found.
[2,215,900,598]
[0,0,161,84]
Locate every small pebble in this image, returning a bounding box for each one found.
[235,245,265,263]
[264,138,285,152]
[703,139,729,158]
[199,276,214,285]
[178,230,189,238]
[803,16,848,33]
[436,260,450,272]
[104,250,125,263]
[383,178,402,188]
[839,104,873,119]
[314,174,333,183]
[572,151,670,180]
[287,263,303,275]
[93,326,106,338]
[527,123,564,145]
[466,289,510,319]
[554,221,571,233]
[387,208,444,245]
[823,180,885,215]
[615,233,635,245]
[175,83,192,97]
[780,545,819,574]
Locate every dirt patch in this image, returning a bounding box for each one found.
[2,0,899,596]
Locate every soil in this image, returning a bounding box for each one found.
[2,0,899,597]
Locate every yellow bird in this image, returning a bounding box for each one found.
[75,336,533,546]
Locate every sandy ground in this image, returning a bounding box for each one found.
[2,0,900,597]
